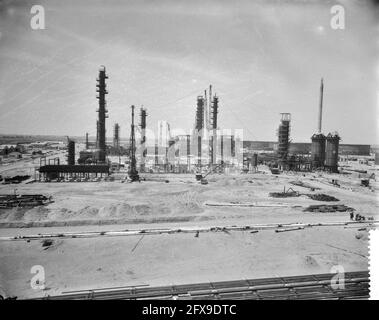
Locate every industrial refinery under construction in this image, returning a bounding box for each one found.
[0,65,377,300]
[0,0,377,302]
[35,70,366,182]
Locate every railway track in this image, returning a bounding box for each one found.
[38,271,369,300]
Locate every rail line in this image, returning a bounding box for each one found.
[0,221,377,242]
[37,271,369,300]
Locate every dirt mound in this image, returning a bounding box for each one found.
[270,191,299,198]
[307,194,339,202]
[303,204,354,213]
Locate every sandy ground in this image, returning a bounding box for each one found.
[0,169,377,228]
[0,226,370,299]
[0,164,377,298]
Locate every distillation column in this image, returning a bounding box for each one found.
[140,107,147,172]
[96,66,109,163]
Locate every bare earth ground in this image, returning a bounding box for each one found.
[0,165,377,299]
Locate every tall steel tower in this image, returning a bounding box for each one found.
[128,105,140,181]
[113,123,120,150]
[96,66,108,163]
[210,94,219,166]
[195,96,204,167]
[140,107,147,172]
[277,113,291,161]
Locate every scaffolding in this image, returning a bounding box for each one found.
[277,113,291,161]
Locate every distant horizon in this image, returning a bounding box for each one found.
[0,132,376,146]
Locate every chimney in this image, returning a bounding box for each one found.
[317,78,324,134]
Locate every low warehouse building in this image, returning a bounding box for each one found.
[39,165,110,181]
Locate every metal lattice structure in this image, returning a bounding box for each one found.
[140,108,147,172]
[195,96,204,167]
[210,94,219,166]
[277,113,291,160]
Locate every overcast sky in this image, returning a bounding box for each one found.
[0,0,378,144]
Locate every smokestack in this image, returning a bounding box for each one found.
[85,132,89,150]
[204,89,208,132]
[318,78,324,134]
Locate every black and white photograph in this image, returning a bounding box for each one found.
[0,0,378,304]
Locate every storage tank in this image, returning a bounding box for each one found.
[325,132,340,172]
[67,140,75,165]
[252,153,258,167]
[311,133,326,168]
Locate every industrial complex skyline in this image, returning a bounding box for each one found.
[0,0,378,144]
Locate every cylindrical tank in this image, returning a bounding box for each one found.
[68,140,75,165]
[325,133,340,172]
[252,153,258,167]
[311,133,326,168]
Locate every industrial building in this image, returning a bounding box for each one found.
[39,165,110,181]
[38,67,112,181]
[35,68,370,179]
